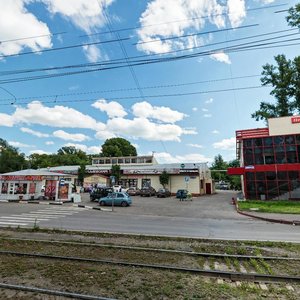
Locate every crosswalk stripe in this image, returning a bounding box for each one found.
[12,214,59,218]
[0,217,49,221]
[0,219,39,223]
[0,221,28,225]
[31,211,74,215]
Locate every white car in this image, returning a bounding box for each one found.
[113,185,128,193]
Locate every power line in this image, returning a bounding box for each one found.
[80,3,288,38]
[0,85,270,106]
[0,74,260,102]
[0,28,296,79]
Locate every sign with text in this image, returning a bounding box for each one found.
[291,116,300,124]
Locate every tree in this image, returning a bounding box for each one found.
[210,154,228,182]
[159,170,169,188]
[0,139,28,173]
[78,164,86,186]
[111,164,121,185]
[252,4,300,123]
[101,138,137,157]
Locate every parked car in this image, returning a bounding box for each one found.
[140,186,156,197]
[113,185,128,192]
[99,192,132,207]
[127,187,141,196]
[90,187,113,201]
[176,189,188,199]
[156,188,171,198]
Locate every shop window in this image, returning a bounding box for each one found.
[264,155,275,164]
[142,179,151,187]
[275,146,285,153]
[254,138,262,147]
[131,158,137,163]
[296,135,300,145]
[145,157,152,163]
[254,154,264,164]
[137,158,144,163]
[286,145,296,151]
[246,172,255,180]
[277,172,287,180]
[267,181,278,196]
[9,183,14,194]
[278,181,289,194]
[99,159,104,164]
[256,181,266,194]
[111,159,117,164]
[105,159,110,164]
[244,154,254,165]
[266,172,276,180]
[274,136,285,145]
[256,172,265,180]
[254,147,262,154]
[244,139,253,148]
[118,158,124,164]
[285,136,295,144]
[289,171,299,180]
[125,158,130,164]
[275,153,287,164]
[263,137,273,147]
[245,148,253,154]
[1,183,8,194]
[287,152,297,163]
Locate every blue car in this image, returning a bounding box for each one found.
[99,192,132,207]
[176,189,188,199]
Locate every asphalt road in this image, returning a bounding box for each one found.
[0,191,300,242]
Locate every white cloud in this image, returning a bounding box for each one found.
[12,101,105,130]
[41,0,114,34]
[63,143,102,154]
[210,52,231,64]
[103,117,196,142]
[132,143,139,149]
[154,152,213,164]
[82,44,101,62]
[68,85,80,91]
[187,143,203,149]
[9,141,34,148]
[213,137,236,150]
[29,149,51,155]
[0,113,14,127]
[21,127,50,138]
[212,130,220,134]
[53,130,90,142]
[137,0,229,54]
[202,108,209,112]
[192,107,198,111]
[227,0,246,27]
[203,114,212,118]
[45,141,54,145]
[0,1,52,57]
[92,99,127,118]
[205,98,214,104]
[132,101,187,123]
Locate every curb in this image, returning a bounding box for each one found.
[74,204,111,211]
[232,198,300,226]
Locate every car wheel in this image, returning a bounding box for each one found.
[99,201,106,206]
[121,201,128,207]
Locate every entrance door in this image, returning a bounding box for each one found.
[205,183,212,194]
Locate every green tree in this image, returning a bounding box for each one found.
[101,138,137,157]
[228,159,241,190]
[252,4,300,123]
[159,170,169,188]
[210,154,228,182]
[0,139,28,173]
[78,164,86,186]
[111,164,121,185]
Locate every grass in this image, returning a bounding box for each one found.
[238,200,300,214]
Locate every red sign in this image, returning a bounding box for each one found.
[291,116,300,124]
[0,175,43,181]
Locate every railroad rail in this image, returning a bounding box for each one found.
[1,250,300,284]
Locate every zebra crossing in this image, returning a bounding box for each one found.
[0,206,87,227]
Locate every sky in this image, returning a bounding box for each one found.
[0,0,299,165]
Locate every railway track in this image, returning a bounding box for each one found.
[0,236,299,298]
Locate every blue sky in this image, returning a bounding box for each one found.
[0,0,299,164]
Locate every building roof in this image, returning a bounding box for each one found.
[0,169,75,177]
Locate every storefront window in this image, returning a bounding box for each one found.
[1,183,8,194]
[254,138,262,147]
[263,137,273,147]
[142,179,151,187]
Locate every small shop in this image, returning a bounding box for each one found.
[0,169,76,202]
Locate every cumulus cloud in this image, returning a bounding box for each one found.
[41,0,114,34]
[136,0,247,54]
[154,152,212,163]
[212,130,220,134]
[192,107,198,111]
[63,143,102,154]
[203,114,212,118]
[12,101,105,130]
[82,44,102,63]
[0,113,14,127]
[9,141,34,148]
[210,52,231,64]
[45,141,54,145]
[202,108,209,112]
[53,130,90,142]
[227,0,246,27]
[187,143,203,149]
[213,137,236,150]
[205,98,214,104]
[132,101,187,123]
[0,1,52,57]
[92,99,127,118]
[21,127,50,138]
